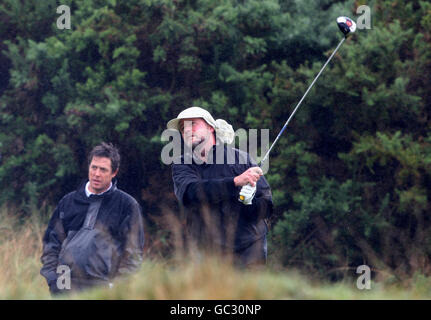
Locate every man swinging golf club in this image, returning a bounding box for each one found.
[167,17,356,265]
[167,107,273,266]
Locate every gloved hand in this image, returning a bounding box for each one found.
[239,183,256,205]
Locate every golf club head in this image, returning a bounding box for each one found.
[337,16,356,37]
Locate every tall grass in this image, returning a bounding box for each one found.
[74,257,431,300]
[1,208,431,299]
[0,209,50,299]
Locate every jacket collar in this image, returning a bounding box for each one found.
[75,179,118,203]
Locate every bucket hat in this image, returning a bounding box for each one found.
[167,107,234,144]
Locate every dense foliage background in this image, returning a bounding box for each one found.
[1,0,430,280]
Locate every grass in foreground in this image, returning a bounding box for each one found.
[72,257,431,300]
[1,210,431,299]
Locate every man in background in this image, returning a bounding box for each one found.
[40,142,145,294]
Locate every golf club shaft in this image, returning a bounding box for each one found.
[259,36,346,167]
[239,36,347,202]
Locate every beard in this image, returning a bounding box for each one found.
[191,136,205,148]
[184,133,213,162]
[184,134,206,149]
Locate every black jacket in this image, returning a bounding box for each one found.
[40,180,145,293]
[172,144,273,250]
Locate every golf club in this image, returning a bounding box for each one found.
[239,16,357,203]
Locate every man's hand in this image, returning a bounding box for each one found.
[239,184,256,205]
[234,167,263,187]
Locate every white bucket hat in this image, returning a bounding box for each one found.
[167,106,235,144]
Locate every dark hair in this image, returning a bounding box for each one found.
[88,142,120,173]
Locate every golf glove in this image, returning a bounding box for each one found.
[239,184,256,205]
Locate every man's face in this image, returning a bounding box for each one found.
[88,156,118,194]
[179,118,214,148]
